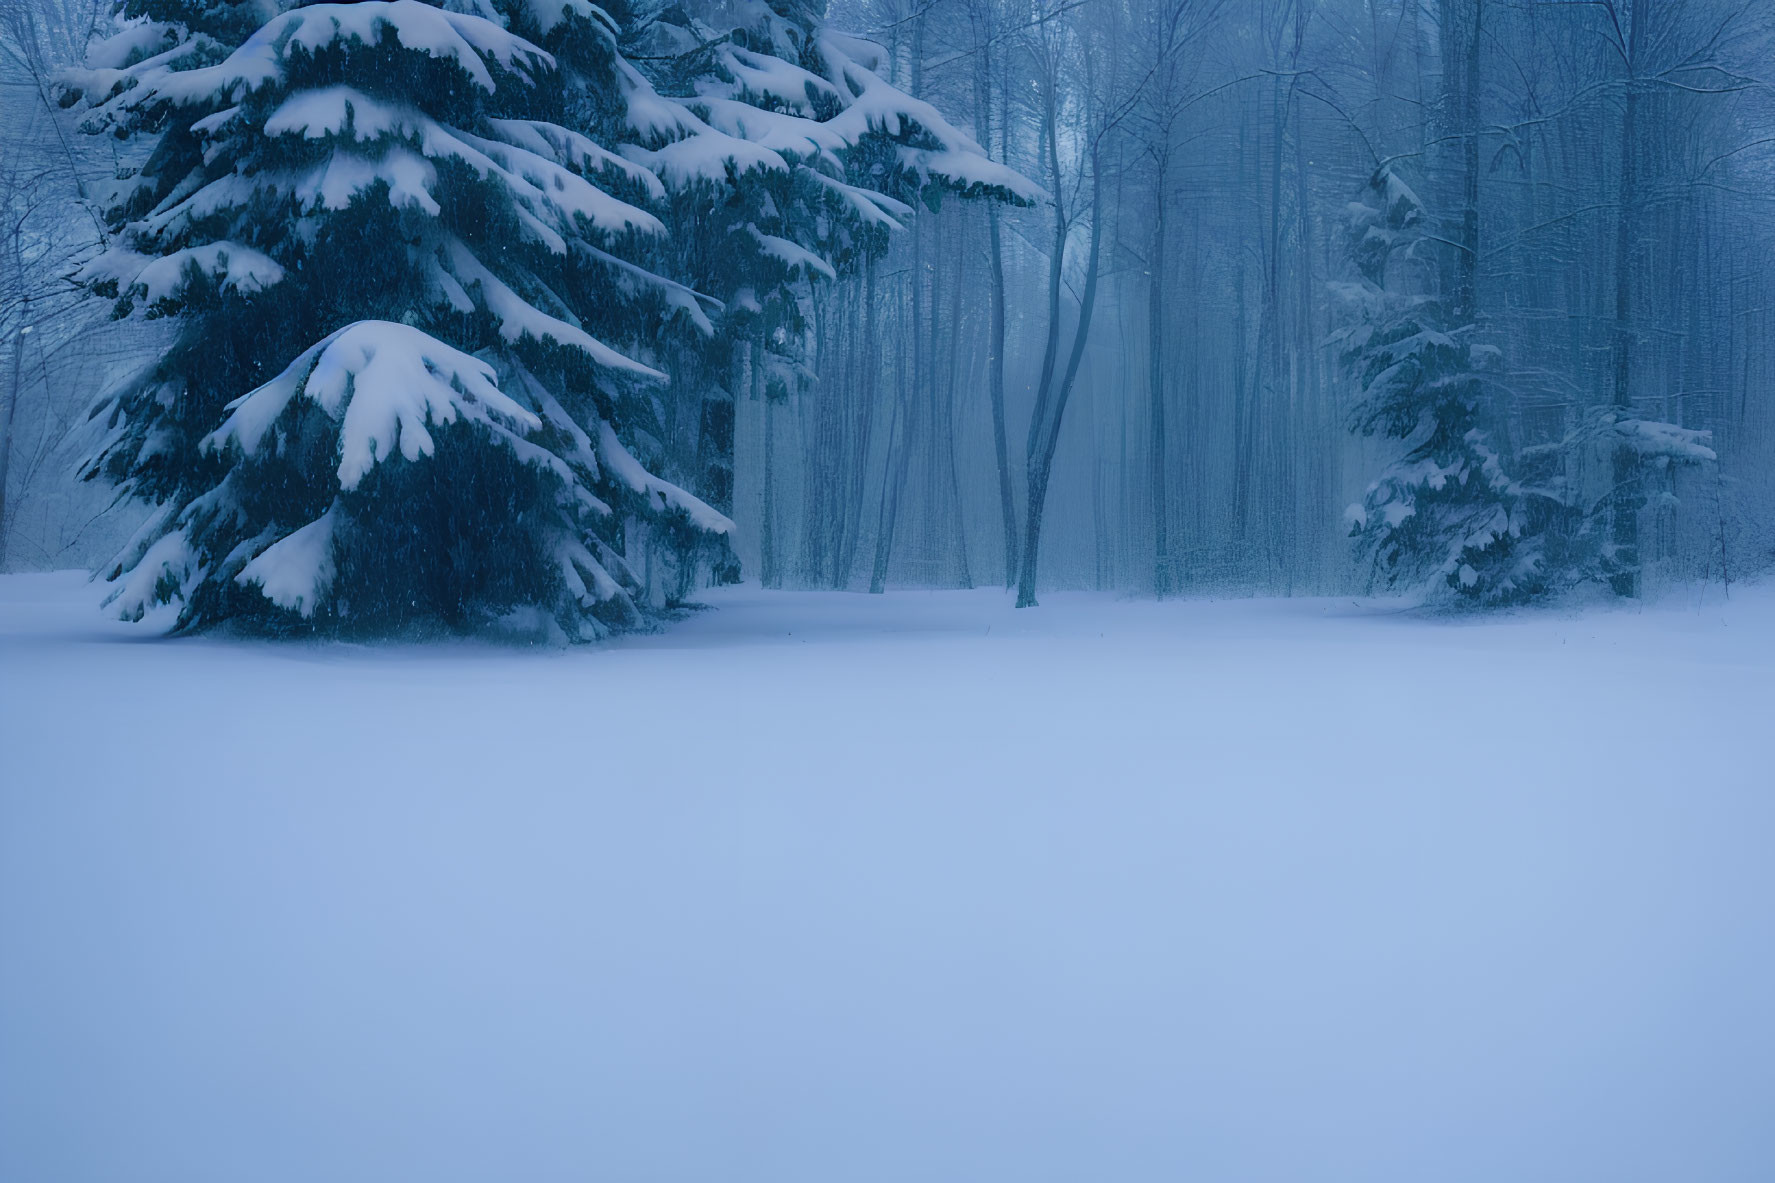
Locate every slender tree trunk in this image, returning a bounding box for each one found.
[1442,0,1482,324]
[1231,247,1253,546]
[758,346,780,589]
[1185,211,1204,565]
[1292,82,1322,590]
[870,4,928,592]
[801,286,838,586]
[1261,74,1287,578]
[871,273,918,594]
[0,323,23,571]
[943,222,973,588]
[1018,149,1106,609]
[1147,161,1170,597]
[1230,93,1256,553]
[826,282,856,585]
[1610,0,1643,597]
[989,46,1020,587]
[840,259,878,585]
[920,215,940,568]
[1016,59,1071,608]
[1027,64,1068,471]
[986,205,1017,587]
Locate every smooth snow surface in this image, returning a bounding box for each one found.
[3,573,1773,1183]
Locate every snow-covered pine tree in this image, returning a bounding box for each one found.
[614,0,1041,517]
[1334,165,1553,604]
[64,0,731,637]
[1336,165,1719,603]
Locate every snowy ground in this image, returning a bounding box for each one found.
[3,571,1773,1183]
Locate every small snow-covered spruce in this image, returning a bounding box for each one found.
[616,0,1042,514]
[66,0,731,638]
[1333,167,1554,605]
[1336,167,1719,604]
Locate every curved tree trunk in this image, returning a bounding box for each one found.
[1019,148,1107,609]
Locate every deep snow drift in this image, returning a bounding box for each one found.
[3,572,1773,1183]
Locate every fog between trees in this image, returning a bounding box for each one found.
[4,0,1774,615]
[735,0,1775,603]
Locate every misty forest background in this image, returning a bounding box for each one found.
[5,0,1775,607]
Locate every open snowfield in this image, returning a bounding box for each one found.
[3,570,1773,1183]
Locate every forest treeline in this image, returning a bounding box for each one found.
[781,0,1775,604]
[2,0,1773,633]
